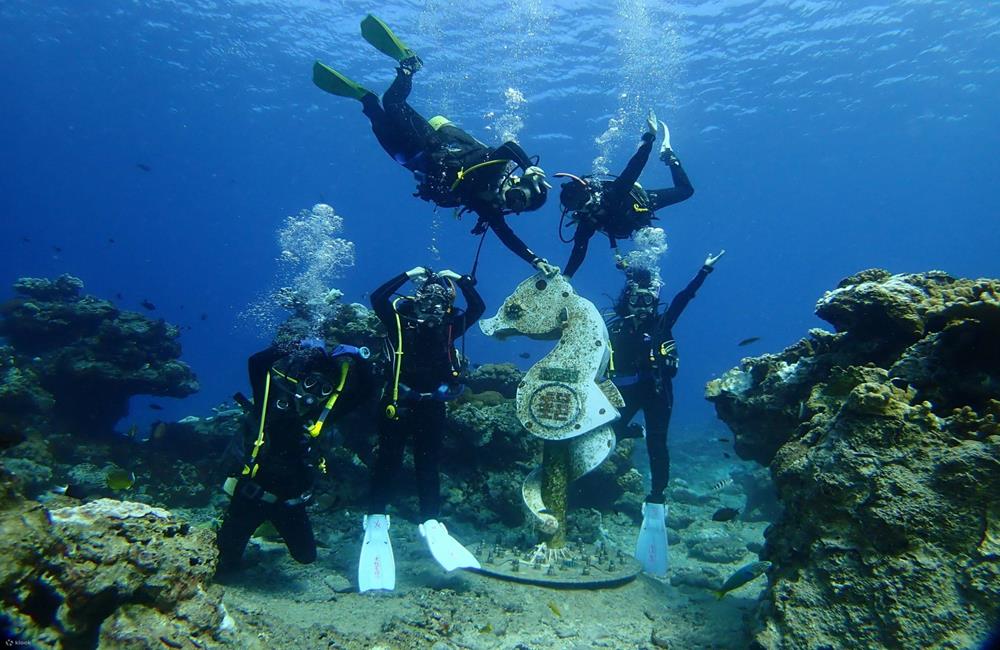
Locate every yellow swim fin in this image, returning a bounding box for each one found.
[361,14,419,64]
[312,61,371,100]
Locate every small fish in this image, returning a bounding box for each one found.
[21,237,31,244]
[737,337,761,347]
[140,299,156,311]
[124,423,139,440]
[52,245,63,253]
[518,352,531,359]
[712,507,740,522]
[711,477,733,492]
[723,452,731,459]
[107,237,116,244]
[136,163,152,172]
[716,561,771,599]
[106,468,135,491]
[478,623,493,634]
[52,484,90,499]
[115,292,124,300]
[199,313,208,321]
[151,422,168,440]
[546,601,562,618]
[148,403,164,411]
[717,437,730,443]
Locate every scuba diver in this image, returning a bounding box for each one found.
[215,339,374,576]
[606,251,724,576]
[358,265,484,591]
[312,14,559,277]
[556,110,695,277]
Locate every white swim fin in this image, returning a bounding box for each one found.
[358,514,395,592]
[418,519,481,572]
[635,502,669,576]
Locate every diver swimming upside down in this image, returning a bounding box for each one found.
[313,15,558,277]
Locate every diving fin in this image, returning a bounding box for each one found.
[418,519,481,572]
[360,14,421,65]
[635,502,669,576]
[312,61,371,100]
[358,514,395,592]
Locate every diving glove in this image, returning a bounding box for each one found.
[704,250,726,268]
[522,166,553,193]
[533,258,560,278]
[646,109,658,139]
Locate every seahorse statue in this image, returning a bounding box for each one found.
[480,273,623,545]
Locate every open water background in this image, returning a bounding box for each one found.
[2,0,998,437]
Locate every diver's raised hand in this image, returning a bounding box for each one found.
[438,269,462,281]
[533,257,560,278]
[523,166,553,193]
[704,250,726,268]
[646,110,658,138]
[405,266,429,279]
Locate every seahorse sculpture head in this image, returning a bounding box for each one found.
[480,275,572,341]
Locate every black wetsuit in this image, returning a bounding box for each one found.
[609,264,713,503]
[564,134,694,277]
[216,345,372,574]
[360,68,546,267]
[368,272,485,520]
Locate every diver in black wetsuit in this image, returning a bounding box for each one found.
[215,340,373,575]
[355,266,484,590]
[607,252,723,506]
[367,266,484,520]
[557,111,695,277]
[313,15,557,276]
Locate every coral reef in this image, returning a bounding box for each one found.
[0,345,54,449]
[0,274,199,435]
[465,363,524,398]
[706,269,1000,649]
[0,468,230,648]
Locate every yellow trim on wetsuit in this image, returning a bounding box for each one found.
[245,371,272,478]
[385,296,406,419]
[306,359,350,437]
[450,158,511,192]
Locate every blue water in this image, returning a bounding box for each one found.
[2,0,998,435]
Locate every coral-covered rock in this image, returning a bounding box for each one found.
[0,483,228,648]
[706,270,1000,650]
[0,275,199,435]
[465,363,524,398]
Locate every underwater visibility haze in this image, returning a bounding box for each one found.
[1,1,999,648]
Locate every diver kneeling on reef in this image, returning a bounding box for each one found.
[358,265,485,592]
[312,14,558,277]
[607,252,723,576]
[215,339,374,576]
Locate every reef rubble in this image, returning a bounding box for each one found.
[0,468,231,648]
[706,269,1000,649]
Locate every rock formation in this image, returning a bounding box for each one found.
[0,274,198,435]
[0,468,233,648]
[706,269,1000,649]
